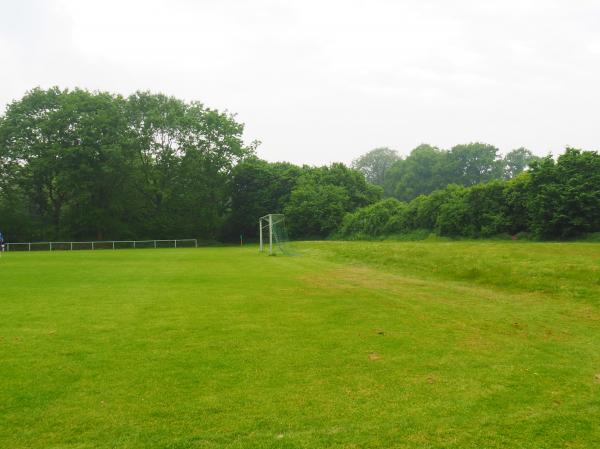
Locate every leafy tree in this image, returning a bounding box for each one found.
[527,149,600,238]
[285,163,381,238]
[0,88,251,241]
[126,92,250,239]
[384,144,446,200]
[444,142,503,186]
[226,158,302,240]
[384,143,520,202]
[435,188,470,237]
[502,147,540,180]
[338,198,405,238]
[351,147,400,187]
[0,87,135,240]
[503,173,530,235]
[307,163,381,209]
[285,183,349,237]
[0,181,35,242]
[455,181,508,237]
[337,148,600,241]
[410,186,462,231]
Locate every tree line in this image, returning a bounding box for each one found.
[0,88,380,242]
[1,88,598,243]
[340,148,600,240]
[0,88,251,242]
[351,144,540,200]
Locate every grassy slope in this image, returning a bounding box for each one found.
[0,242,598,448]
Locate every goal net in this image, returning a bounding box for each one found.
[259,214,290,255]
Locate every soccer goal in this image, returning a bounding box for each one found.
[259,214,290,255]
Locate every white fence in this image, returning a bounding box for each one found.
[4,239,198,252]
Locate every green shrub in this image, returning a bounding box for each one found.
[527,149,600,238]
[337,198,405,238]
[333,149,600,241]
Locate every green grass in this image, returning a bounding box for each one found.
[0,241,599,448]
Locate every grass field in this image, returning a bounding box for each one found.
[1,241,599,448]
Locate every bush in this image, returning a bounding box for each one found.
[337,198,406,238]
[333,148,600,241]
[285,183,350,238]
[435,189,470,236]
[527,149,600,238]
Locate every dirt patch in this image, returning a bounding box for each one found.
[573,306,600,322]
[460,333,496,352]
[368,352,381,361]
[297,265,400,290]
[296,264,539,305]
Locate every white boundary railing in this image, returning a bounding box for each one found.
[3,239,198,252]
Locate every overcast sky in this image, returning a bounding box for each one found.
[1,0,599,165]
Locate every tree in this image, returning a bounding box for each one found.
[351,147,400,187]
[384,144,447,200]
[0,87,252,242]
[0,87,135,240]
[285,183,350,237]
[503,173,530,235]
[308,163,381,209]
[527,149,600,238]
[126,92,251,239]
[434,181,510,238]
[444,142,503,186]
[384,143,528,202]
[502,147,540,180]
[225,158,302,240]
[284,163,381,238]
[338,198,406,238]
[336,148,600,241]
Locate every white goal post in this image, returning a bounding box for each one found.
[259,214,288,255]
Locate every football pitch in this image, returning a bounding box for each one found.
[1,241,599,448]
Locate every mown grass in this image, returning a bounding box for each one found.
[0,242,599,448]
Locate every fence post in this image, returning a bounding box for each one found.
[134,241,136,249]
[92,242,95,250]
[50,242,53,251]
[112,241,115,250]
[154,240,157,249]
[195,239,198,248]
[29,243,31,252]
[175,240,177,248]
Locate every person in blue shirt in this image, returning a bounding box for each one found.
[0,231,5,252]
